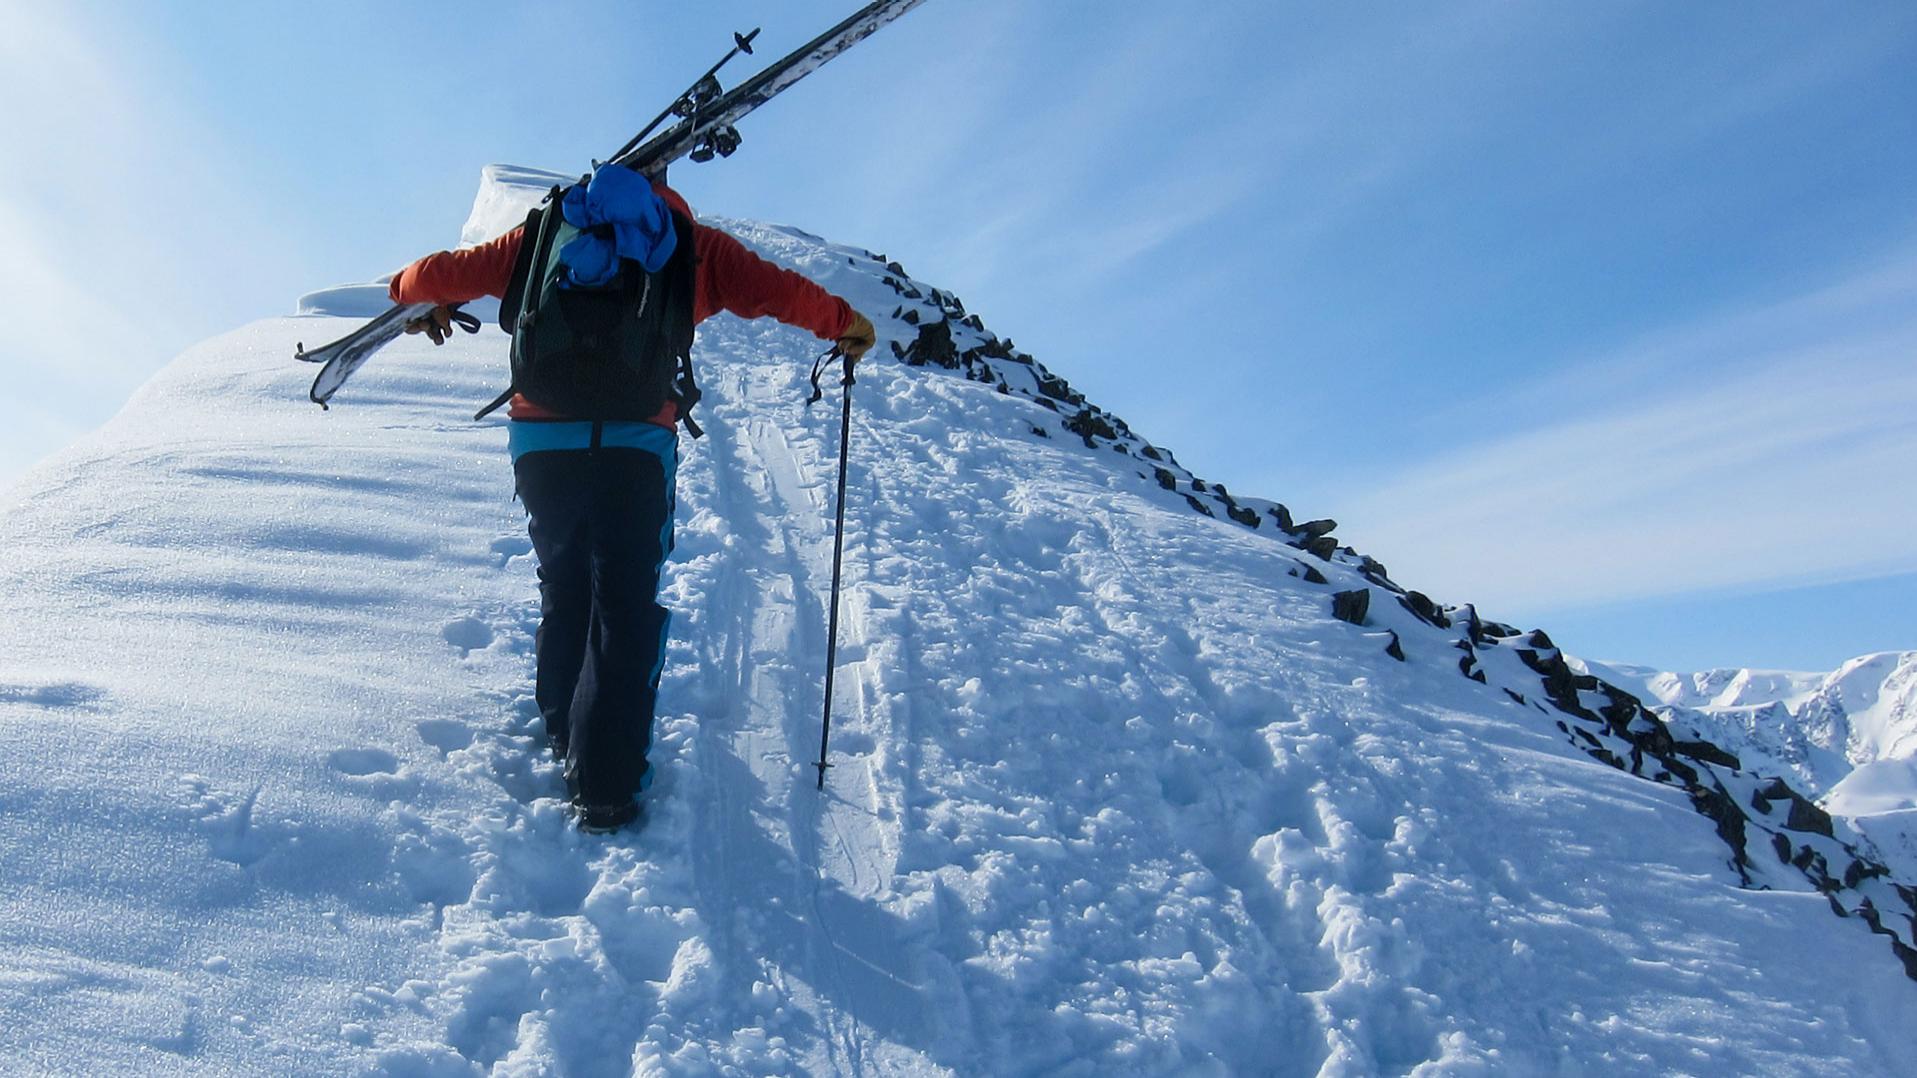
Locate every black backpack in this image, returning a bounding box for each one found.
[477,186,702,432]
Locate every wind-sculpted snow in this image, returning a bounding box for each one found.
[0,172,1913,1074]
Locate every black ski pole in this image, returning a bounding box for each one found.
[808,347,856,789]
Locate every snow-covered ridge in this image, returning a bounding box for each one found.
[3,165,1915,1073]
[367,161,1917,990]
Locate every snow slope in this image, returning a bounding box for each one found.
[0,168,1913,1076]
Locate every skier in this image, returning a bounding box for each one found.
[391,167,876,832]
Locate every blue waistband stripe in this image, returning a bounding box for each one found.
[508,420,678,460]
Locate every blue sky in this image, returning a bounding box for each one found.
[2,0,1913,674]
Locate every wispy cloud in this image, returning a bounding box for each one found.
[1326,249,1917,616]
[0,3,283,488]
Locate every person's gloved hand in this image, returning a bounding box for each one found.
[837,313,877,362]
[404,305,455,345]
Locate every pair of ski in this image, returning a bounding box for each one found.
[295,0,927,406]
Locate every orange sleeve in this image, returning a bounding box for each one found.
[692,225,855,340]
[388,226,526,305]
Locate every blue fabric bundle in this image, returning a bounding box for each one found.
[556,164,679,289]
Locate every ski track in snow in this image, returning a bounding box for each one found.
[1,198,1914,1075]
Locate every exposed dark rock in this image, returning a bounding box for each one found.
[1458,652,1486,683]
[1357,556,1392,588]
[1301,564,1328,586]
[1756,778,1835,837]
[1035,370,1077,403]
[1030,425,1050,438]
[901,318,957,368]
[1398,591,1450,629]
[1184,495,1215,518]
[1141,446,1163,462]
[1516,647,1594,722]
[1063,408,1119,447]
[1153,468,1176,490]
[1385,631,1405,662]
[1845,859,1886,889]
[886,260,907,276]
[1303,536,1339,561]
[1227,505,1260,528]
[1268,503,1295,531]
[1192,478,1209,493]
[1294,518,1338,540]
[902,308,921,325]
[1331,589,1370,625]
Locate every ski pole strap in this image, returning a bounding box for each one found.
[447,306,483,334]
[474,386,515,422]
[806,345,855,406]
[674,352,705,439]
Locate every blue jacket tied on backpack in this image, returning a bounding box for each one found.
[557,164,679,289]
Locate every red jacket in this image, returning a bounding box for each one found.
[389,186,855,424]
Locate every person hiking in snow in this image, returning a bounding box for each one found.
[390,163,876,832]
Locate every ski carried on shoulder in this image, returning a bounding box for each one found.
[297,302,480,408]
[610,0,929,175]
[297,0,930,409]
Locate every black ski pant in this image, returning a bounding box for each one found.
[513,443,676,808]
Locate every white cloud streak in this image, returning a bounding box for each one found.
[1328,250,1917,615]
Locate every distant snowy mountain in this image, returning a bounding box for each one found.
[1588,651,1917,880]
[1,165,1913,1075]
[1591,652,1917,799]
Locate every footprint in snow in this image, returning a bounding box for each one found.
[328,747,419,801]
[489,535,532,566]
[178,775,272,867]
[416,718,475,755]
[442,617,495,656]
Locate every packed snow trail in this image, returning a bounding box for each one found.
[1,178,1914,1073]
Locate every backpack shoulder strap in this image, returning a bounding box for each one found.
[498,192,561,334]
[663,211,706,437]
